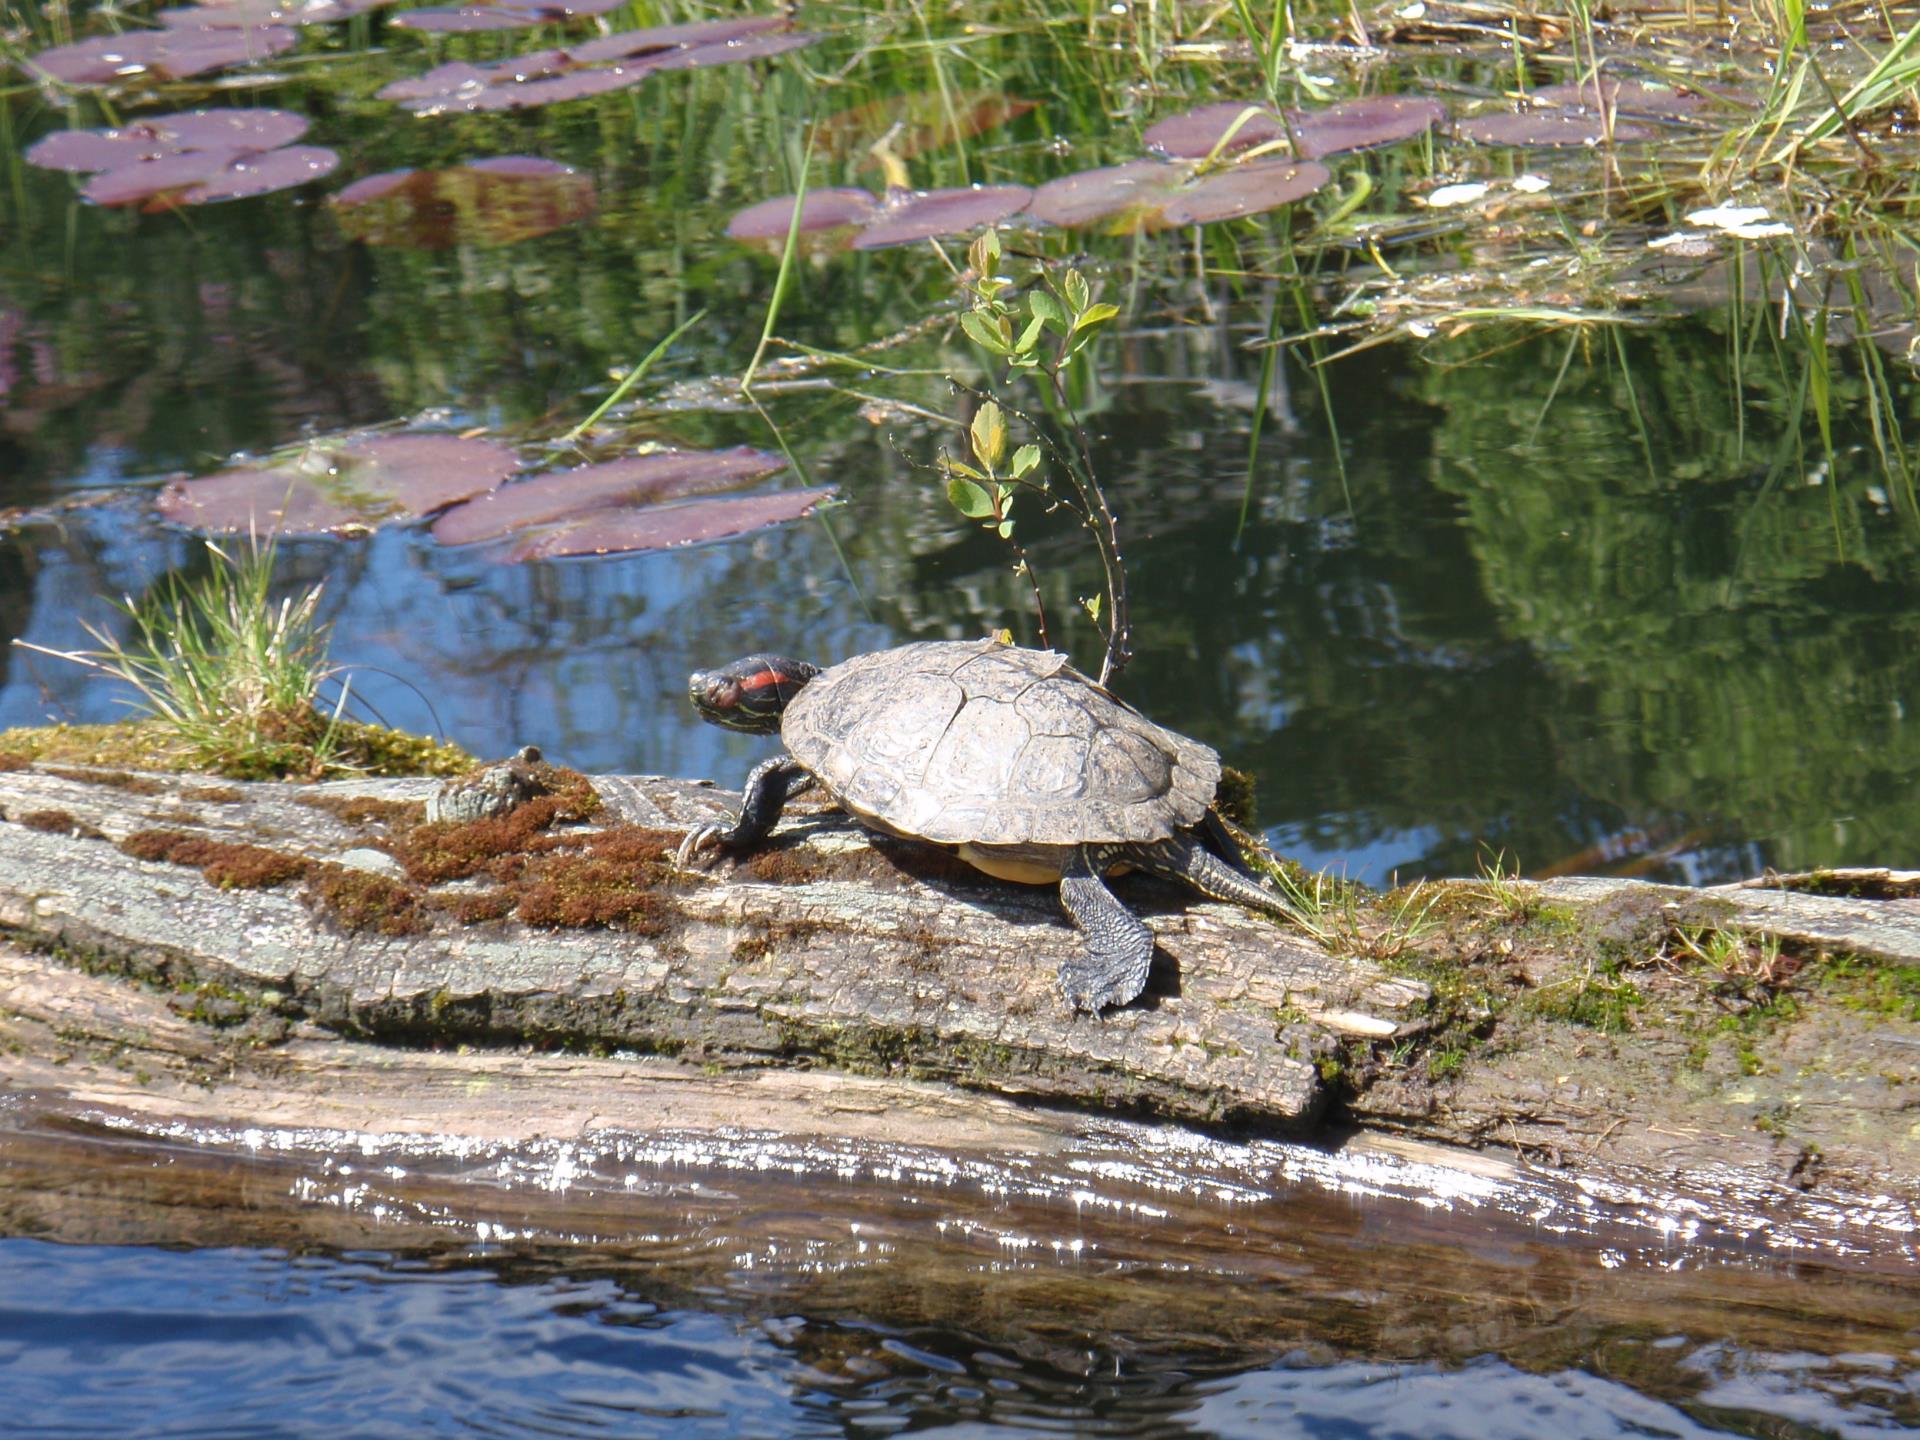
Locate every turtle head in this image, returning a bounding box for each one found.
[688,654,821,734]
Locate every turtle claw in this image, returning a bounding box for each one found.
[673,822,728,871]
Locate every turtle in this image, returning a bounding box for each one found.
[675,637,1305,1012]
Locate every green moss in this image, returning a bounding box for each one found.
[0,719,472,781]
[1819,952,1920,1022]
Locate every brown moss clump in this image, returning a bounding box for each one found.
[186,786,246,804]
[305,864,428,935]
[293,793,427,828]
[0,753,30,773]
[745,846,838,884]
[394,770,605,884]
[118,829,311,889]
[45,766,166,795]
[15,808,106,839]
[515,855,670,933]
[436,889,517,924]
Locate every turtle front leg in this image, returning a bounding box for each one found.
[1057,843,1156,1013]
[674,756,816,868]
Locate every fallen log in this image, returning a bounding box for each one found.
[0,757,1916,1232]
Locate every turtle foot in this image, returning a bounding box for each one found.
[672,822,729,870]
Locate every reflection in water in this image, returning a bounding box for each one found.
[0,1099,1916,1438]
[2,1237,1913,1439]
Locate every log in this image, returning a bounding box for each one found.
[1,757,1917,1244]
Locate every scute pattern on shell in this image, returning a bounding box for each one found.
[782,639,1220,845]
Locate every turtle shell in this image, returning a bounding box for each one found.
[781,638,1221,846]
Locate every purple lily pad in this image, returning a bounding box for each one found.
[26,25,298,86]
[725,188,882,241]
[499,485,836,562]
[390,0,626,33]
[566,16,791,62]
[155,0,382,26]
[1028,157,1328,232]
[25,109,309,174]
[1143,102,1289,159]
[853,185,1033,250]
[376,22,814,114]
[1530,77,1705,119]
[158,434,521,535]
[1291,95,1447,159]
[331,157,597,248]
[1145,96,1446,161]
[432,447,786,546]
[83,145,339,209]
[1456,111,1651,145]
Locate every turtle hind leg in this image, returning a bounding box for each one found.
[1057,844,1156,1013]
[1134,832,1314,931]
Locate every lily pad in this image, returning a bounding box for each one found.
[26,26,298,86]
[83,145,340,210]
[157,434,520,535]
[725,188,882,241]
[853,186,1034,250]
[1455,111,1651,146]
[1290,96,1448,159]
[376,18,815,114]
[389,0,626,34]
[25,110,309,174]
[331,157,597,249]
[726,185,1031,251]
[155,0,383,26]
[1144,96,1445,161]
[1027,157,1328,232]
[432,447,786,546]
[1530,78,1705,119]
[1142,102,1289,159]
[499,485,836,562]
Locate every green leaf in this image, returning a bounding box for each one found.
[947,476,997,519]
[945,458,987,481]
[970,400,1008,470]
[1062,268,1090,313]
[1014,312,1048,355]
[1010,443,1041,478]
[969,229,1002,278]
[1072,302,1120,332]
[997,519,1015,539]
[1082,593,1102,622]
[960,310,1011,356]
[1028,291,1069,336]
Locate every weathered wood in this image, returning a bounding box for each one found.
[0,764,1429,1130]
[2,760,1917,1222]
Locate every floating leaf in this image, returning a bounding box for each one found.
[390,0,627,33]
[431,447,786,547]
[25,109,309,174]
[158,434,520,535]
[1145,96,1444,161]
[1027,157,1328,232]
[726,185,1029,251]
[155,0,384,26]
[814,90,1038,165]
[852,185,1032,250]
[1455,111,1651,145]
[332,157,596,249]
[499,485,835,562]
[83,145,339,210]
[1143,102,1289,158]
[376,20,816,114]
[724,188,880,241]
[1290,96,1448,159]
[26,26,298,86]
[1530,78,1706,119]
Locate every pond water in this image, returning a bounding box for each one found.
[4,1,1920,1434]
